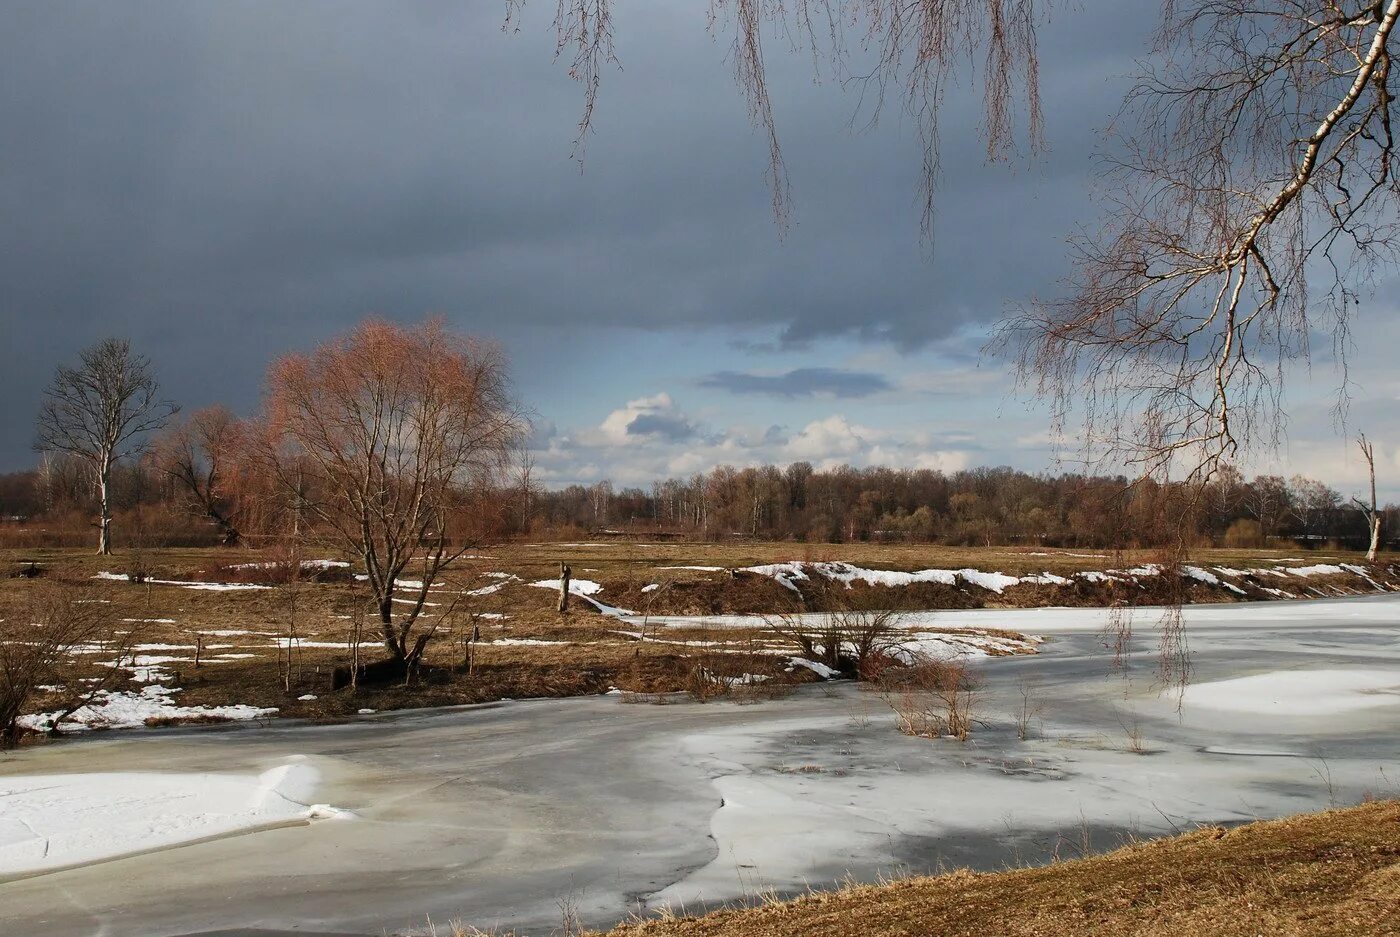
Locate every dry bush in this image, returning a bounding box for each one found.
[769,591,904,677]
[684,656,733,702]
[1222,518,1266,549]
[1015,679,1043,741]
[876,654,983,741]
[0,579,124,746]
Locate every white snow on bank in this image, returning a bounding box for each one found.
[579,595,639,617]
[19,685,278,732]
[271,638,371,649]
[466,573,521,596]
[787,657,840,679]
[725,559,1393,599]
[1177,668,1400,715]
[1183,566,1247,595]
[741,563,809,592]
[529,578,603,596]
[640,592,1400,635]
[0,760,342,878]
[226,559,349,571]
[196,629,278,637]
[489,638,570,647]
[1284,564,1348,578]
[526,577,636,616]
[734,561,1090,595]
[93,572,271,592]
[895,631,1040,660]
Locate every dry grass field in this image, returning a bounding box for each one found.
[590,800,1400,937]
[2,541,1394,736]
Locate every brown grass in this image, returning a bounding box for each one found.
[598,801,1400,937]
[1,541,1392,736]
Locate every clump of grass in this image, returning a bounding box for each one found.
[876,654,983,741]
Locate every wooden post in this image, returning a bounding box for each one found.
[558,562,571,613]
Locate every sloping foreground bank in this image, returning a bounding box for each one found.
[598,802,1400,937]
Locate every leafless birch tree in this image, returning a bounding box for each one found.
[34,338,177,554]
[1001,1,1400,486]
[1354,433,1383,560]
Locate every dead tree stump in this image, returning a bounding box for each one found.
[558,562,571,613]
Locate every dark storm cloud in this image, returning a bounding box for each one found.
[700,367,891,398]
[625,412,697,442]
[0,0,1158,470]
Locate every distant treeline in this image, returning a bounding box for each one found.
[5,454,1389,551]
[531,463,1397,550]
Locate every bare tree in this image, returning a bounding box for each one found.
[1289,475,1342,541]
[1002,2,1400,486]
[516,449,538,533]
[152,405,252,546]
[1354,434,1384,561]
[34,338,177,554]
[263,318,522,674]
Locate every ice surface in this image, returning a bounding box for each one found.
[0,759,341,878]
[1178,668,1400,715]
[4,594,1397,937]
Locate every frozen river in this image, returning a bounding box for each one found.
[2,594,1398,936]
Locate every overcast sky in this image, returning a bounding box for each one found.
[3,1,1398,500]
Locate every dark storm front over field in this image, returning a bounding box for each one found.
[4,1,1397,490]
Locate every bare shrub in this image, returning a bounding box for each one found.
[684,657,731,702]
[877,654,983,741]
[1222,518,1265,549]
[0,580,122,747]
[769,592,904,677]
[1015,679,1043,741]
[1117,709,1150,755]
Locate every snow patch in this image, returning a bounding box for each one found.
[0,760,342,878]
[1178,669,1400,716]
[529,578,603,596]
[93,572,271,592]
[787,657,840,679]
[19,685,278,732]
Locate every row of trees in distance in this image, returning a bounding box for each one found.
[3,338,1391,556]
